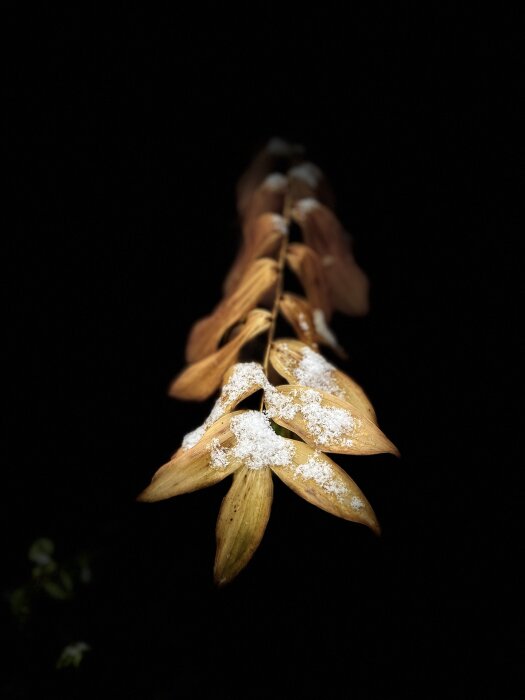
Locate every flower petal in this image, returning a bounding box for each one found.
[286,243,333,320]
[292,199,370,316]
[279,293,345,357]
[236,138,304,221]
[169,309,271,401]
[186,257,278,363]
[279,293,319,349]
[270,339,377,424]
[271,441,380,534]
[137,414,241,502]
[266,385,398,456]
[214,466,273,586]
[240,173,288,240]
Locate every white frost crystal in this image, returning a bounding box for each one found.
[209,411,295,471]
[294,454,348,497]
[295,346,343,398]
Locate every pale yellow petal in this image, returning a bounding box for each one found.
[169,309,271,401]
[271,441,379,534]
[267,385,398,456]
[186,257,278,363]
[137,414,241,502]
[270,338,377,423]
[214,466,273,586]
[286,243,333,320]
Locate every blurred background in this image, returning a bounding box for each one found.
[3,4,519,698]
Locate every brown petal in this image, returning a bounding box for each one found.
[241,173,288,240]
[286,243,333,320]
[267,385,398,456]
[279,293,346,357]
[223,213,286,296]
[236,138,304,220]
[291,199,370,316]
[270,338,377,424]
[186,258,278,364]
[169,309,272,401]
[137,413,241,502]
[287,162,335,211]
[214,466,273,586]
[271,441,380,534]
[279,293,319,349]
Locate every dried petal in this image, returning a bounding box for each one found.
[287,162,335,210]
[241,173,288,240]
[279,293,345,357]
[236,138,304,220]
[214,466,273,586]
[286,243,333,320]
[223,213,286,296]
[137,414,241,502]
[169,309,271,401]
[279,293,318,349]
[271,441,380,534]
[266,385,398,456]
[292,199,370,316]
[186,258,278,363]
[270,339,377,423]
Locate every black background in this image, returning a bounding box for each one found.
[3,4,521,698]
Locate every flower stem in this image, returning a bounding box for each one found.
[259,189,293,410]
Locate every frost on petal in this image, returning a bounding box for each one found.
[137,414,242,502]
[270,339,377,423]
[209,410,296,471]
[267,385,398,456]
[271,441,380,534]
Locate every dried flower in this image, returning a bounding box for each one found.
[139,138,399,584]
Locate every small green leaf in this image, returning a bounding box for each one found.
[28,538,55,566]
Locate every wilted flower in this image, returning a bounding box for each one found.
[139,138,399,584]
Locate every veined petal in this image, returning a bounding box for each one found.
[214,466,273,586]
[266,385,399,456]
[279,293,319,349]
[286,243,333,320]
[270,339,377,424]
[271,441,380,534]
[169,309,271,401]
[137,414,241,502]
[186,258,278,363]
[279,293,346,357]
[292,199,369,316]
[223,213,286,296]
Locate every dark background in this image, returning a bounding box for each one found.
[3,4,520,698]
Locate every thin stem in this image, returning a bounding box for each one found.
[259,189,293,410]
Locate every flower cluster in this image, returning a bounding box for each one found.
[138,138,399,585]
